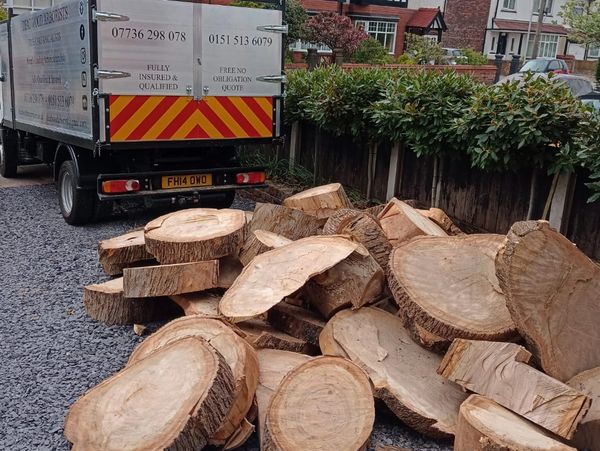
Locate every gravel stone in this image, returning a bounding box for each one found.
[0,184,450,451]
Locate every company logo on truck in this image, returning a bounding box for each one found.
[20,6,70,31]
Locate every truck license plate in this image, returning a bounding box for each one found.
[161,174,213,189]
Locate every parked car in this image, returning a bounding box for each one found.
[442,48,462,65]
[519,58,570,75]
[581,92,600,110]
[499,73,594,97]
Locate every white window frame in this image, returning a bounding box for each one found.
[589,45,600,59]
[533,0,554,15]
[502,0,516,11]
[355,20,397,54]
[526,33,559,58]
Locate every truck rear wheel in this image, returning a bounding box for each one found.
[0,130,18,178]
[58,160,95,225]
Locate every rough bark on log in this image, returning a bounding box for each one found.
[144,208,246,264]
[267,303,325,348]
[123,260,218,298]
[263,357,374,451]
[64,337,235,450]
[128,316,259,447]
[282,183,353,219]
[256,349,313,450]
[83,277,163,325]
[98,229,155,276]
[239,231,293,266]
[320,307,467,439]
[305,249,384,319]
[438,339,590,439]
[496,220,600,382]
[418,208,464,236]
[378,198,447,247]
[237,318,312,354]
[455,395,576,451]
[363,204,385,218]
[388,234,517,342]
[219,236,358,322]
[567,367,600,451]
[170,291,222,317]
[409,322,450,355]
[322,208,392,270]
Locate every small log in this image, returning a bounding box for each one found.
[320,307,467,439]
[263,356,375,451]
[282,183,353,218]
[128,316,259,447]
[567,367,600,451]
[218,256,242,289]
[378,198,446,247]
[133,324,147,336]
[83,277,162,325]
[98,229,155,276]
[64,337,235,450]
[388,234,517,342]
[496,220,600,381]
[256,349,313,449]
[418,208,464,236]
[123,260,218,298]
[267,303,325,348]
[455,395,576,451]
[144,208,246,264]
[305,248,384,319]
[237,318,312,354]
[239,230,292,266]
[170,291,221,317]
[322,208,392,270]
[438,339,591,439]
[219,236,358,322]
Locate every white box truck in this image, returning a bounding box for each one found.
[0,0,285,223]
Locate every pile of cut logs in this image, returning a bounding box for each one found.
[65,182,600,451]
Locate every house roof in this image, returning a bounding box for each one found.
[493,19,568,35]
[407,8,447,31]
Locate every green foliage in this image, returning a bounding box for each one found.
[404,34,445,65]
[396,53,417,65]
[560,0,600,46]
[371,71,480,157]
[350,38,393,64]
[457,48,489,66]
[240,149,314,188]
[285,68,332,123]
[230,0,268,8]
[596,59,600,83]
[284,0,308,45]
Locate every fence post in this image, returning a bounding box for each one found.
[493,54,504,83]
[548,171,577,234]
[289,122,300,172]
[307,49,319,71]
[509,54,521,75]
[386,142,401,201]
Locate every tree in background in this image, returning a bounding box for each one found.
[404,34,444,65]
[303,12,368,55]
[350,38,393,64]
[285,0,308,47]
[561,0,600,46]
[0,1,7,21]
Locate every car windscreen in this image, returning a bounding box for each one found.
[520,59,548,73]
[582,98,600,110]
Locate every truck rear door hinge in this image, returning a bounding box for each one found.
[256,24,288,34]
[93,10,130,22]
[257,75,287,84]
[95,68,131,80]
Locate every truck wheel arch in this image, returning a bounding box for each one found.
[53,144,80,182]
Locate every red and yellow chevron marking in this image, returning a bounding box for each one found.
[108,95,273,142]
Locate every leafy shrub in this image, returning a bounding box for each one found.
[285,68,332,123]
[350,38,393,64]
[457,48,489,66]
[596,59,600,84]
[396,53,417,65]
[303,12,368,55]
[404,34,445,65]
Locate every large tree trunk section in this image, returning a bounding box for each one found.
[455,395,576,451]
[438,339,590,439]
[263,357,374,451]
[256,349,313,450]
[127,316,259,447]
[282,183,353,219]
[83,277,163,325]
[218,256,243,289]
[238,318,312,354]
[378,198,447,247]
[322,209,392,270]
[267,303,325,348]
[123,260,218,298]
[239,231,293,266]
[567,367,600,450]
[98,229,155,276]
[305,249,384,319]
[64,337,235,450]
[496,220,600,382]
[418,208,464,236]
[388,234,517,342]
[320,307,467,439]
[144,208,246,264]
[170,292,221,317]
[219,236,358,322]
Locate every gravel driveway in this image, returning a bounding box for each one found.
[0,183,451,451]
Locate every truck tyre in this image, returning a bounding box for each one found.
[58,160,95,225]
[0,131,18,178]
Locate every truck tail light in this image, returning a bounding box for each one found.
[236,171,266,185]
[102,179,141,194]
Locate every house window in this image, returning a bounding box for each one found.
[502,0,516,10]
[533,0,554,14]
[589,45,600,58]
[355,20,397,54]
[526,33,559,58]
[490,37,496,53]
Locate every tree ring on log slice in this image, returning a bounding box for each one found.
[144,208,246,264]
[127,316,259,446]
[282,183,353,219]
[263,356,374,451]
[64,337,235,450]
[378,199,447,247]
[98,229,155,276]
[388,234,517,342]
[455,395,576,451]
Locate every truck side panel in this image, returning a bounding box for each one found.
[0,22,13,125]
